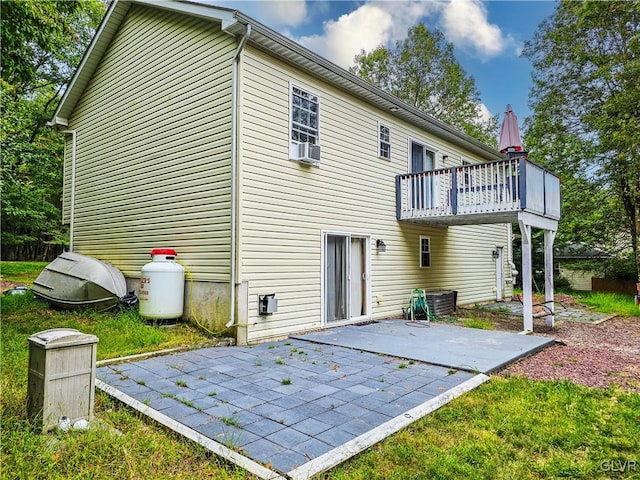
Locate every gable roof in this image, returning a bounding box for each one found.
[556,243,614,260]
[52,0,503,161]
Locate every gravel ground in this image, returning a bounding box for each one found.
[457,294,640,392]
[499,316,640,392]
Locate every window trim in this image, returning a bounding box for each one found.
[378,121,391,160]
[289,83,320,154]
[420,235,431,268]
[407,137,438,172]
[461,159,474,189]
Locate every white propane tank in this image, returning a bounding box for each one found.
[139,249,185,320]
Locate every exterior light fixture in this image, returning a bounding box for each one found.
[492,250,500,259]
[376,239,387,252]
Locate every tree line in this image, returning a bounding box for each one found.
[1,0,105,260]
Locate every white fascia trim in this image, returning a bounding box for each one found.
[52,0,127,122]
[145,1,238,30]
[49,117,69,127]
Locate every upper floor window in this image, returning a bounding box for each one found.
[378,123,391,159]
[291,85,319,145]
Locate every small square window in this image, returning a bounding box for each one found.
[420,236,430,268]
[379,123,391,159]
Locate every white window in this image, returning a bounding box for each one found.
[378,123,391,159]
[291,85,319,145]
[420,236,431,268]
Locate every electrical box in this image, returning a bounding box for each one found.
[258,294,278,315]
[27,328,99,432]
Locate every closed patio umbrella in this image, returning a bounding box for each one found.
[498,104,523,154]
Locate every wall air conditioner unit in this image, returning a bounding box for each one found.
[294,142,321,165]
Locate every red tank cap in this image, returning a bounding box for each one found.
[150,248,177,256]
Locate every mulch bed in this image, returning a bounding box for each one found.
[469,293,640,392]
[500,316,640,392]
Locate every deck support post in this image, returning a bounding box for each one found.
[519,220,533,332]
[543,229,557,327]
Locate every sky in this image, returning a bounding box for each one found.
[214,0,558,134]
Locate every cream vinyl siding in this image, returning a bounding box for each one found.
[239,47,510,342]
[65,5,235,280]
[559,265,594,291]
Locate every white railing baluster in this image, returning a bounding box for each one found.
[397,158,559,222]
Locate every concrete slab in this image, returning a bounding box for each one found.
[95,320,553,478]
[291,320,555,373]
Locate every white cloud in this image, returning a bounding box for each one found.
[440,0,512,59]
[214,1,308,28]
[256,1,308,28]
[373,1,442,45]
[295,1,443,69]
[476,103,493,124]
[297,4,394,68]
[292,0,516,68]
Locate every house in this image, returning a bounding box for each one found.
[50,0,560,344]
[556,244,612,291]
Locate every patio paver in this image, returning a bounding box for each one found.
[96,320,552,478]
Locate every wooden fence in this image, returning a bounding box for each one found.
[591,278,639,296]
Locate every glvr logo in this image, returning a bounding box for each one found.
[600,460,637,472]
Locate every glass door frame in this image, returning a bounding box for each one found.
[320,231,371,327]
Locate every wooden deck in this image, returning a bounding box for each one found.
[396,157,560,226]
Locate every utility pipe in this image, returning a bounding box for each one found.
[226,25,252,329]
[62,130,77,252]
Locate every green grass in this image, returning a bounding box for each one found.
[1,293,251,480]
[2,263,639,479]
[324,377,640,479]
[462,318,496,330]
[0,261,48,285]
[573,292,639,317]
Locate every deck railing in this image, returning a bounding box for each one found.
[396,158,560,222]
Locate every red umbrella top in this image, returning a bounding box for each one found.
[498,104,523,154]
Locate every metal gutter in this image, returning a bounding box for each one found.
[61,130,77,251]
[226,24,252,329]
[52,0,502,160]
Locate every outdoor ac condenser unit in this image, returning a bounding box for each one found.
[294,142,321,165]
[424,291,457,315]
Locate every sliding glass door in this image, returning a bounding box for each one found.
[325,234,369,324]
[411,140,436,209]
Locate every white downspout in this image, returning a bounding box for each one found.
[226,25,252,329]
[62,130,77,252]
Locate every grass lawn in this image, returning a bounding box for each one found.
[1,261,48,286]
[573,291,640,317]
[2,263,639,479]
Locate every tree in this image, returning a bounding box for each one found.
[350,24,498,147]
[523,0,640,282]
[1,0,105,260]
